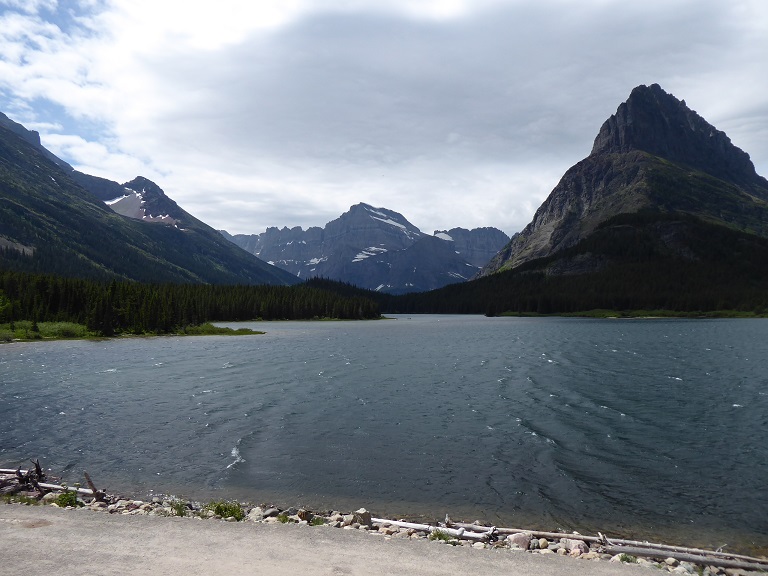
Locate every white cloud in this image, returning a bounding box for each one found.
[1,0,767,236]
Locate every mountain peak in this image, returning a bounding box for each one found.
[590,83,760,187]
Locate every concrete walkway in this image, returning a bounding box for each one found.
[0,504,641,575]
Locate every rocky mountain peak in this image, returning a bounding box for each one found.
[590,83,760,188]
[480,83,768,277]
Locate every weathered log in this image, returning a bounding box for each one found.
[371,518,488,541]
[602,545,768,572]
[30,459,45,481]
[452,522,600,543]
[598,534,764,563]
[454,523,768,565]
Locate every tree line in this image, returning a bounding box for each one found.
[0,271,380,336]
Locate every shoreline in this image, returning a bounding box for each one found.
[3,469,767,573]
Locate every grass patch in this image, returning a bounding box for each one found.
[0,320,93,341]
[428,529,454,542]
[309,516,325,526]
[618,553,639,563]
[204,500,245,521]
[2,494,40,505]
[276,512,291,523]
[181,323,265,336]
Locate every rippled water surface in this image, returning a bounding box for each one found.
[2,316,766,549]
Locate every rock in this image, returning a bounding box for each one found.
[262,507,279,518]
[353,508,372,527]
[472,542,486,549]
[666,558,680,567]
[224,516,237,522]
[538,538,549,549]
[528,538,540,550]
[342,514,355,527]
[580,552,600,560]
[296,509,311,521]
[284,507,298,516]
[247,507,264,522]
[330,513,344,523]
[538,549,554,555]
[507,532,532,550]
[557,548,568,556]
[561,538,589,555]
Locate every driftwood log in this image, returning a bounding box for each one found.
[372,518,490,541]
[602,545,768,572]
[1,467,105,500]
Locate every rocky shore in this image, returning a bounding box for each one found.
[2,468,766,575]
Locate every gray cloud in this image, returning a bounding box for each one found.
[1,1,766,235]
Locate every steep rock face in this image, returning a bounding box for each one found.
[481,84,768,275]
[591,84,764,192]
[225,203,509,293]
[434,227,511,267]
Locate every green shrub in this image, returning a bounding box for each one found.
[55,491,81,508]
[170,499,187,517]
[204,500,245,521]
[309,516,325,526]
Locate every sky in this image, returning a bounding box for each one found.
[0,1,766,236]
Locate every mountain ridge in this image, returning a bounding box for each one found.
[0,117,298,285]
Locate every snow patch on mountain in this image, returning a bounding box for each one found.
[352,246,388,262]
[104,187,177,225]
[435,232,453,241]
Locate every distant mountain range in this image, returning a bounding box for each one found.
[222,204,509,294]
[5,82,767,314]
[0,112,298,285]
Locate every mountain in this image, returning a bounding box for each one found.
[0,115,298,285]
[481,83,768,276]
[223,203,509,294]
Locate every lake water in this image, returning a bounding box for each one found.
[1,315,766,551]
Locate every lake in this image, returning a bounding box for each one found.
[1,315,766,551]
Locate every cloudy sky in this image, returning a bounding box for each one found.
[1,0,766,236]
